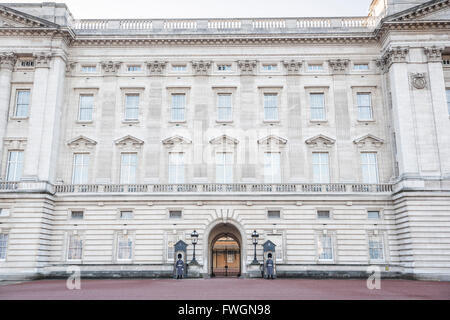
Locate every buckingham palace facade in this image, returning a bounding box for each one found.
[0,0,450,281]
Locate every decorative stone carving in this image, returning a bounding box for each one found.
[0,52,17,71]
[410,73,427,90]
[353,134,384,148]
[115,135,144,149]
[146,60,167,75]
[305,134,336,148]
[209,135,239,145]
[33,52,52,68]
[67,135,97,150]
[237,60,257,75]
[380,47,409,70]
[424,46,444,62]
[101,61,122,75]
[65,61,77,76]
[3,137,27,150]
[162,135,192,146]
[191,60,212,75]
[257,135,287,145]
[328,59,349,73]
[283,60,303,74]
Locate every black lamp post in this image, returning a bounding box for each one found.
[190,230,199,264]
[251,230,259,265]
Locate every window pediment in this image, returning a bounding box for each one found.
[209,135,239,145]
[67,135,97,149]
[257,135,287,145]
[305,134,335,148]
[353,134,384,148]
[115,135,144,149]
[3,137,27,149]
[162,135,192,146]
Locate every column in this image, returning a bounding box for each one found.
[0,52,16,172]
[424,47,450,177]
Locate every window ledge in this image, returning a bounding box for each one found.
[10,117,29,121]
[76,120,93,124]
[263,120,280,124]
[216,120,234,124]
[122,120,139,124]
[310,120,328,124]
[169,120,187,124]
[357,119,375,123]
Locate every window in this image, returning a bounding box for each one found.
[78,94,93,121]
[72,154,89,184]
[308,64,323,71]
[446,89,450,115]
[167,235,177,261]
[0,234,8,260]
[169,210,182,219]
[318,235,333,260]
[312,153,330,183]
[125,94,139,121]
[354,64,369,70]
[67,234,82,260]
[263,93,278,121]
[262,64,278,71]
[217,64,232,71]
[81,65,96,73]
[6,151,23,181]
[15,90,30,118]
[120,153,137,184]
[264,152,281,183]
[171,94,185,122]
[317,210,330,219]
[310,93,325,120]
[217,94,232,121]
[172,64,186,72]
[357,93,373,120]
[127,65,142,72]
[368,210,380,220]
[361,153,379,184]
[267,210,281,219]
[117,234,133,260]
[216,152,233,183]
[168,153,184,184]
[19,60,34,68]
[369,235,384,261]
[71,211,84,220]
[0,209,10,217]
[120,211,134,220]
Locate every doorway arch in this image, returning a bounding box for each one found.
[206,222,244,277]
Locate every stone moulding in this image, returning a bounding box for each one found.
[257,135,287,145]
[424,46,445,62]
[305,134,336,148]
[353,134,384,148]
[146,60,167,75]
[410,72,427,90]
[162,135,192,146]
[67,135,97,149]
[0,52,17,71]
[191,60,212,75]
[209,135,239,145]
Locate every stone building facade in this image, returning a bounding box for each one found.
[0,0,449,280]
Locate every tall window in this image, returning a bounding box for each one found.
[67,234,82,260]
[217,94,232,121]
[167,236,176,261]
[81,65,96,73]
[357,93,373,120]
[264,152,281,183]
[120,153,137,184]
[369,235,384,260]
[318,235,333,260]
[264,93,278,121]
[446,89,450,115]
[310,93,325,120]
[168,153,184,184]
[117,234,133,260]
[6,151,23,181]
[361,152,379,184]
[15,90,30,118]
[72,154,89,184]
[171,94,185,122]
[0,234,8,260]
[312,153,330,183]
[125,94,139,121]
[78,94,93,121]
[216,152,233,183]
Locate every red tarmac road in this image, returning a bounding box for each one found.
[1,278,449,300]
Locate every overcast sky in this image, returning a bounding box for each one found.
[1,0,374,19]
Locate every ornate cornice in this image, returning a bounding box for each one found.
[283,60,302,74]
[424,46,445,62]
[353,134,384,148]
[305,134,336,148]
[237,60,257,75]
[387,0,450,22]
[33,52,52,68]
[101,61,122,75]
[328,59,349,74]
[115,135,144,149]
[379,46,409,71]
[146,60,167,75]
[0,52,17,71]
[191,60,212,75]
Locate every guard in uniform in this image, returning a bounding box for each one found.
[266,253,274,279]
[176,254,184,279]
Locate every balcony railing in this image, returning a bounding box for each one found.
[71,16,380,33]
[51,183,393,194]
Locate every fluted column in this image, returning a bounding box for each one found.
[0,52,16,174]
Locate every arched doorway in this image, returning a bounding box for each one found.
[208,223,242,277]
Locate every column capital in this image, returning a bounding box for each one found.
[237,60,257,75]
[146,60,167,76]
[424,46,445,63]
[191,60,212,76]
[101,61,122,75]
[283,60,303,75]
[33,52,53,68]
[328,59,349,74]
[381,46,409,70]
[0,52,17,71]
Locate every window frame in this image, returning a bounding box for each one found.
[216,152,234,184]
[356,92,373,121]
[71,153,90,185]
[312,152,330,183]
[168,152,185,184]
[0,233,9,261]
[5,150,24,182]
[361,152,379,184]
[317,233,334,262]
[309,92,327,121]
[14,89,31,119]
[123,92,141,122]
[216,93,233,123]
[67,233,83,261]
[263,152,281,184]
[116,232,134,261]
[120,153,138,184]
[77,94,94,122]
[263,92,279,122]
[368,233,385,263]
